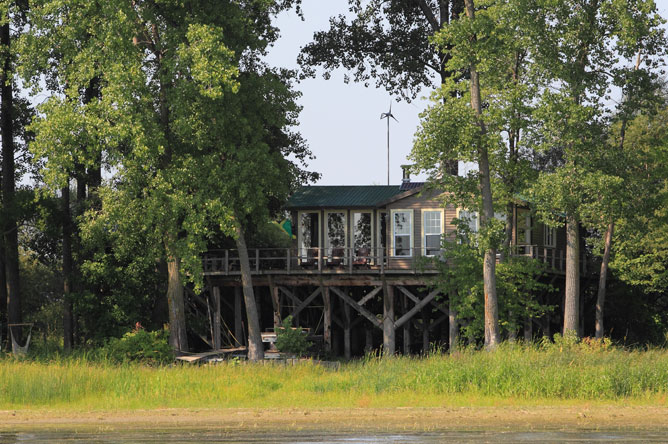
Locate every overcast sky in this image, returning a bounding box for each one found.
[265,0,668,186]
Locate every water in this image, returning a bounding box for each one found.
[0,429,666,443]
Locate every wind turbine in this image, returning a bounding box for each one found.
[380,102,398,185]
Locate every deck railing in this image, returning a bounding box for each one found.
[512,245,596,274]
[203,245,593,276]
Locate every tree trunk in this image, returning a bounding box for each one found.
[595,221,614,339]
[166,253,188,352]
[464,0,500,350]
[563,215,580,337]
[234,222,263,361]
[62,185,74,351]
[1,19,20,333]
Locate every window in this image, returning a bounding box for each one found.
[299,212,319,259]
[457,210,479,234]
[352,211,372,252]
[392,210,412,257]
[423,210,443,256]
[544,225,555,247]
[326,212,346,261]
[517,211,531,245]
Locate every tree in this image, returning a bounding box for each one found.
[412,0,544,348]
[23,0,315,358]
[299,0,464,174]
[528,0,665,338]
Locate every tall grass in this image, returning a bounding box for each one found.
[1,342,667,411]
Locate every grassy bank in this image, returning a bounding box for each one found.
[1,342,667,411]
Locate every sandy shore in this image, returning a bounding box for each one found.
[2,405,667,433]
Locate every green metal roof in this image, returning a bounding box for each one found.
[285,185,404,209]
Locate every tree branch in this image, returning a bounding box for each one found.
[416,0,440,33]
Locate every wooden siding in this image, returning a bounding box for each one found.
[385,191,456,266]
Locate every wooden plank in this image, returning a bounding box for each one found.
[330,287,382,328]
[395,289,439,329]
[278,286,302,307]
[358,286,382,306]
[396,285,420,304]
[291,287,322,318]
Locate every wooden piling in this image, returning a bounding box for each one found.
[234,286,244,346]
[422,307,429,354]
[383,283,395,356]
[270,283,281,329]
[401,294,410,355]
[322,286,332,353]
[343,292,352,359]
[212,286,221,350]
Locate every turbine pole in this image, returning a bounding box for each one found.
[387,115,390,185]
[380,103,398,186]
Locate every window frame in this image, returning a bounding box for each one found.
[421,209,444,257]
[324,210,348,261]
[351,209,374,252]
[391,209,413,257]
[543,224,556,248]
[297,210,321,261]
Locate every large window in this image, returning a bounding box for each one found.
[423,210,443,256]
[326,212,346,261]
[299,212,319,255]
[353,212,372,252]
[392,210,412,257]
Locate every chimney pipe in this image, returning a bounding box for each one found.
[401,165,410,184]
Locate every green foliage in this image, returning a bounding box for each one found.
[427,219,552,343]
[275,315,311,356]
[102,327,174,366]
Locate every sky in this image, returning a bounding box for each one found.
[264,0,668,186]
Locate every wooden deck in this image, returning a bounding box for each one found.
[202,246,594,278]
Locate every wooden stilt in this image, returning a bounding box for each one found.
[421,307,429,354]
[270,284,281,329]
[343,290,352,359]
[293,286,300,326]
[323,286,332,353]
[401,294,410,355]
[508,309,517,342]
[234,286,244,346]
[383,283,395,356]
[254,286,262,331]
[449,296,458,352]
[212,286,221,350]
[524,315,533,342]
[365,328,373,353]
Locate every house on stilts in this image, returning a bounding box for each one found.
[201,170,593,358]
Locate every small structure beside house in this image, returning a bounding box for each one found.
[201,172,590,357]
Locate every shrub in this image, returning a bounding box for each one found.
[275,316,311,356]
[103,326,173,365]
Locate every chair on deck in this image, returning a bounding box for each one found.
[330,247,344,266]
[353,247,371,267]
